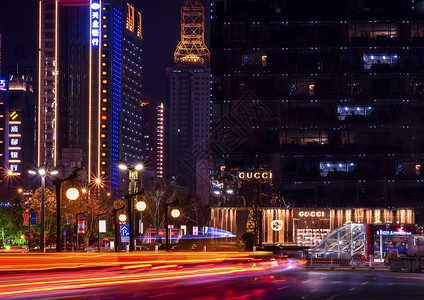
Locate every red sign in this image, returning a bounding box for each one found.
[78,220,85,234]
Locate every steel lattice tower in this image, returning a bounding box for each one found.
[174,0,210,67]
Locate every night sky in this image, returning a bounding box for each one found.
[0,0,210,102]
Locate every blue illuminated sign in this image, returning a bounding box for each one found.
[91,2,100,47]
[0,79,6,89]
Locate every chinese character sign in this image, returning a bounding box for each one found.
[91,2,100,47]
[8,111,22,174]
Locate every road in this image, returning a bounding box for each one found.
[0,253,423,299]
[54,270,424,300]
[0,252,424,300]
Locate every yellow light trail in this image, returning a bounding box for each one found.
[0,265,266,297]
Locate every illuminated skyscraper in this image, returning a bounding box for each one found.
[166,0,210,203]
[38,0,143,193]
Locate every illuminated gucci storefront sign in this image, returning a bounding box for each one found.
[238,171,273,180]
[298,211,325,217]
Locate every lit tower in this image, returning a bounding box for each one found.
[165,0,210,204]
[173,0,210,67]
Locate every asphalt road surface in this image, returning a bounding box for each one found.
[4,267,424,299]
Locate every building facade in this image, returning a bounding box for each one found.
[211,206,415,246]
[38,0,143,193]
[0,76,36,193]
[165,0,210,203]
[210,0,424,222]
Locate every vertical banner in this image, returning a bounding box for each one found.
[99,220,106,233]
[78,220,86,234]
[30,212,37,226]
[23,211,29,226]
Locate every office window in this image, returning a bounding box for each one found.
[363,54,398,69]
[320,162,355,177]
[337,106,373,120]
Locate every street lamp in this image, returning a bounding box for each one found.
[136,201,147,248]
[28,167,58,252]
[119,162,144,251]
[53,171,78,252]
[163,199,180,252]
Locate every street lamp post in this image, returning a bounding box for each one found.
[54,171,78,252]
[135,200,147,248]
[112,206,125,252]
[124,189,145,251]
[163,199,180,252]
[28,167,58,252]
[119,163,144,252]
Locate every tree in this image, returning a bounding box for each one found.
[29,187,57,246]
[143,178,179,241]
[60,181,113,247]
[179,192,210,230]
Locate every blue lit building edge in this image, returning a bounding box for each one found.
[110,8,122,191]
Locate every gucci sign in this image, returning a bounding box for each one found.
[271,220,283,231]
[298,211,325,217]
[238,171,273,180]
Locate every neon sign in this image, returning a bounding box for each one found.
[298,211,325,217]
[8,111,22,175]
[238,171,273,180]
[0,79,6,89]
[376,230,412,236]
[91,2,100,47]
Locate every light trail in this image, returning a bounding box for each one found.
[0,254,303,298]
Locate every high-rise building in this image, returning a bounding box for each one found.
[211,0,424,219]
[38,0,143,193]
[0,76,36,191]
[166,0,210,203]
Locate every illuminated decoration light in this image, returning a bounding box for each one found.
[91,1,101,47]
[171,209,181,218]
[136,201,146,212]
[101,115,107,120]
[126,3,135,32]
[157,103,164,178]
[110,7,123,191]
[174,0,210,67]
[119,214,127,222]
[66,188,79,200]
[137,11,142,38]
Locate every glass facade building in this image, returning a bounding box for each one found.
[211,0,424,222]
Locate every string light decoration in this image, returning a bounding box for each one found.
[174,0,210,67]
